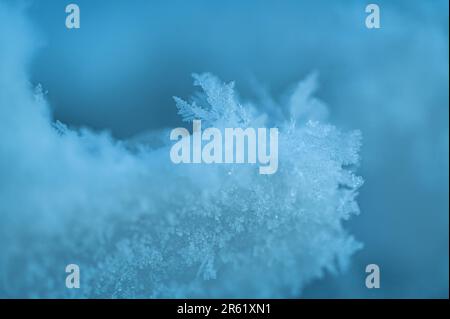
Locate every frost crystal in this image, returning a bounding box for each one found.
[0,69,363,297]
[174,73,251,127]
[0,7,363,295]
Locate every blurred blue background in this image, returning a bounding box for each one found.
[3,0,449,297]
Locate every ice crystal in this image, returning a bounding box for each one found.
[0,3,363,298]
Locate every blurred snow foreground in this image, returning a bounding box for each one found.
[0,4,363,298]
